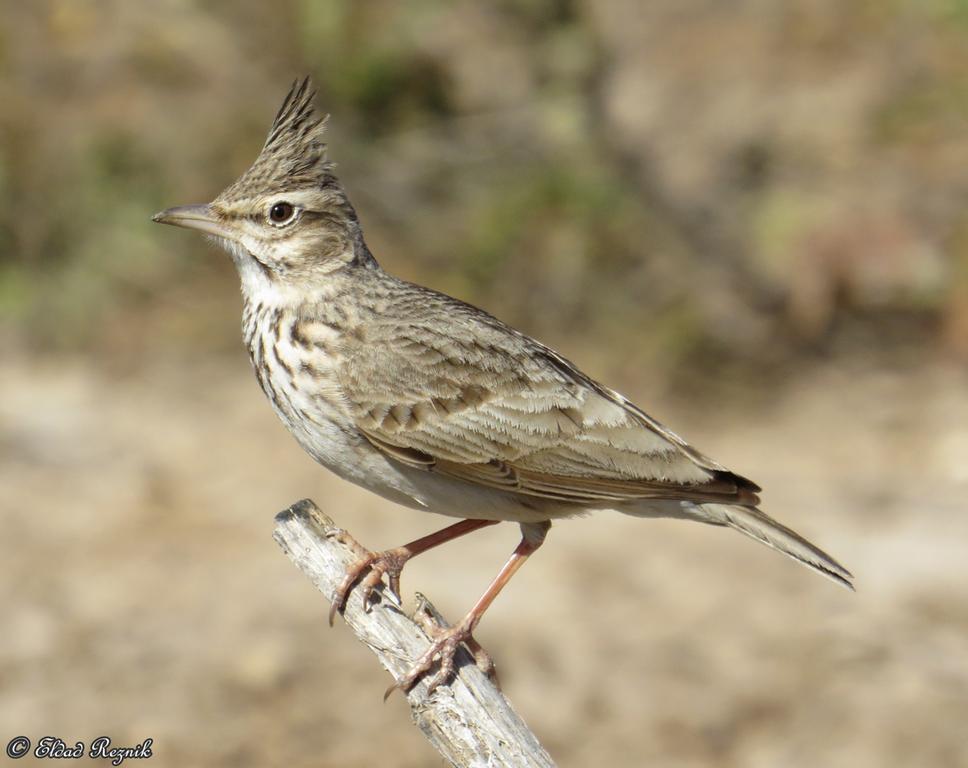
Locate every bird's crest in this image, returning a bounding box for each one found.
[217,77,337,203]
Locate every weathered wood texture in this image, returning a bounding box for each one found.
[273,499,557,768]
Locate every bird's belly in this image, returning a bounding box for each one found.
[389,465,578,523]
[270,378,563,523]
[293,420,561,523]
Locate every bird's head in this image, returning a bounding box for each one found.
[153,78,373,295]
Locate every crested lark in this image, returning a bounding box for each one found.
[154,78,852,695]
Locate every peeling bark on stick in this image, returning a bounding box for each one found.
[273,499,557,768]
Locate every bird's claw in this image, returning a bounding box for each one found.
[325,531,410,626]
[463,634,499,689]
[385,617,498,700]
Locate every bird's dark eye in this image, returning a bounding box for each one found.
[269,202,295,224]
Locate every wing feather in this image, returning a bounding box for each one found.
[341,287,760,507]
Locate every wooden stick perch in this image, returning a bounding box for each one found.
[273,498,557,768]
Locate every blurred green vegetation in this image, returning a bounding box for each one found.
[1,0,965,379]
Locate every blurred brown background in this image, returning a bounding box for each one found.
[2,1,967,766]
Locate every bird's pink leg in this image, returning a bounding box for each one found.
[387,521,550,698]
[327,518,499,624]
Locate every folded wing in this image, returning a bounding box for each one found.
[337,289,759,507]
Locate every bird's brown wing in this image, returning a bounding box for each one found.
[338,289,759,507]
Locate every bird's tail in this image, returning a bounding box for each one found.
[699,503,854,590]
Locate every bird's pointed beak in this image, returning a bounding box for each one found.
[152,204,230,238]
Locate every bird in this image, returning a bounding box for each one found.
[153,77,852,696]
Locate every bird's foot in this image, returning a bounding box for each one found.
[326,529,411,625]
[414,603,499,687]
[385,611,498,699]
